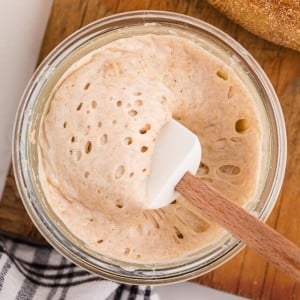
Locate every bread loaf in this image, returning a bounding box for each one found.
[207,0,300,51]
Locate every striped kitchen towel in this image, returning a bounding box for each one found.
[0,233,157,300]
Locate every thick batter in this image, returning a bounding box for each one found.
[38,34,261,263]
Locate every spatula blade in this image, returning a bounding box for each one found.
[146,119,201,209]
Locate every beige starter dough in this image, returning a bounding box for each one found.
[38,34,261,264]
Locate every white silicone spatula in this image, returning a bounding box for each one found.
[146,119,201,209]
[146,119,300,281]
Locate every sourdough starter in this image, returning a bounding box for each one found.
[38,34,261,263]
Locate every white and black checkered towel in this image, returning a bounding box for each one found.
[0,233,157,300]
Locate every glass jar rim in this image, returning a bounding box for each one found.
[12,10,287,285]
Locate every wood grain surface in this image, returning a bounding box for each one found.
[0,1,299,299]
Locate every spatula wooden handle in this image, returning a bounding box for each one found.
[175,172,300,281]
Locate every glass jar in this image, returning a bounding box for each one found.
[12,11,286,284]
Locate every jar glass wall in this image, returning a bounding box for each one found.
[13,11,286,284]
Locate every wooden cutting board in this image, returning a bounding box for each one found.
[0,1,299,299]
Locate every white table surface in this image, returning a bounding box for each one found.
[0,3,247,299]
[0,0,53,196]
[155,282,247,299]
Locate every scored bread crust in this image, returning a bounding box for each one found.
[207,0,300,51]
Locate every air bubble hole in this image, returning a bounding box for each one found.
[124,137,133,145]
[100,134,108,145]
[140,124,151,134]
[219,165,241,175]
[141,146,148,153]
[235,119,250,133]
[114,165,125,179]
[216,70,228,80]
[116,199,124,208]
[198,162,209,175]
[134,100,143,106]
[85,141,92,154]
[173,226,184,239]
[84,83,90,90]
[128,110,137,117]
